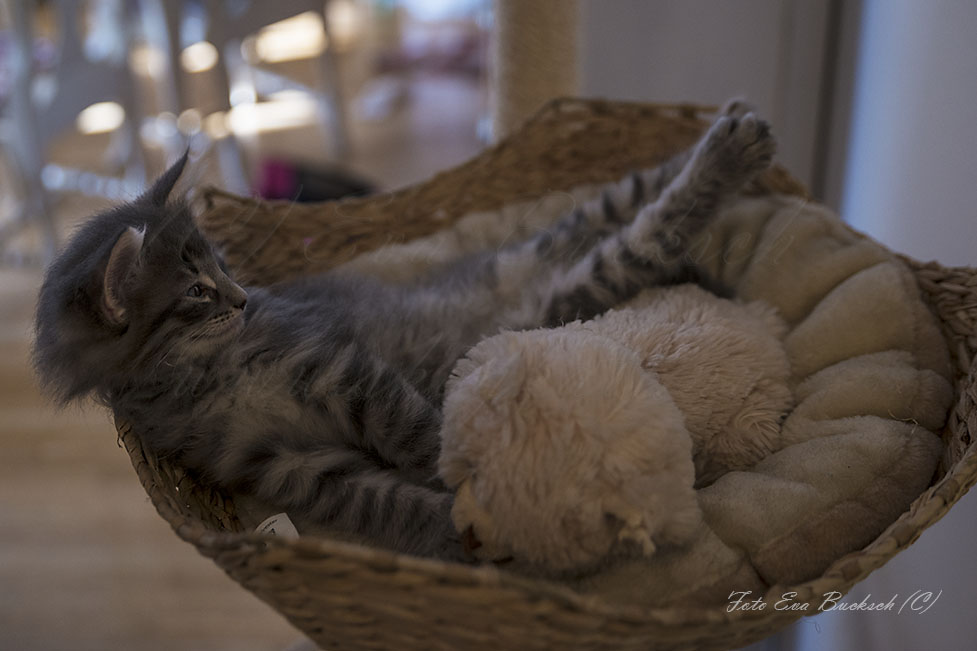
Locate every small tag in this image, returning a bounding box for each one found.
[255,512,300,539]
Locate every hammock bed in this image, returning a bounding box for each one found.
[115,99,977,650]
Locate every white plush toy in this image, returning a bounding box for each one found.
[438,284,793,575]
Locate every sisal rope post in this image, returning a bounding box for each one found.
[490,0,580,140]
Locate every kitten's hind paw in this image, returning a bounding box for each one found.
[693,111,776,186]
[720,97,757,119]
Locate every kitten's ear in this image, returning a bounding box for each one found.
[102,226,145,325]
[142,149,189,207]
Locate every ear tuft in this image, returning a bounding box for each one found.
[102,226,145,325]
[143,149,189,206]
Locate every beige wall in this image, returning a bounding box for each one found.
[838,0,977,268]
[578,0,976,269]
[578,0,831,193]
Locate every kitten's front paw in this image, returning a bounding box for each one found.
[695,111,776,184]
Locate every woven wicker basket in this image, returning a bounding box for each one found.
[115,99,977,650]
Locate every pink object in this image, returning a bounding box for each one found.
[257,159,298,200]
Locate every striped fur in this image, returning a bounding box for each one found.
[33,107,774,560]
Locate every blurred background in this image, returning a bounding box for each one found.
[0,1,974,649]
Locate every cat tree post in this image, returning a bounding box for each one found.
[490,0,580,140]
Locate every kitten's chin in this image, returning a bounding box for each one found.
[210,311,245,342]
[182,312,245,359]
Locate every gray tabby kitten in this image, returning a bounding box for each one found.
[33,105,774,561]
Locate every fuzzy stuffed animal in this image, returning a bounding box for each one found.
[438,284,793,575]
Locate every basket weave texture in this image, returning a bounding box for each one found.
[117,99,977,650]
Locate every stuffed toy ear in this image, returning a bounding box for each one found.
[102,226,145,325]
[141,149,189,207]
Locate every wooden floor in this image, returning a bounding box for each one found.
[0,74,483,650]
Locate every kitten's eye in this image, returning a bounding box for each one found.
[186,284,204,298]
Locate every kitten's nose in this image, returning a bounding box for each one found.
[229,283,248,310]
